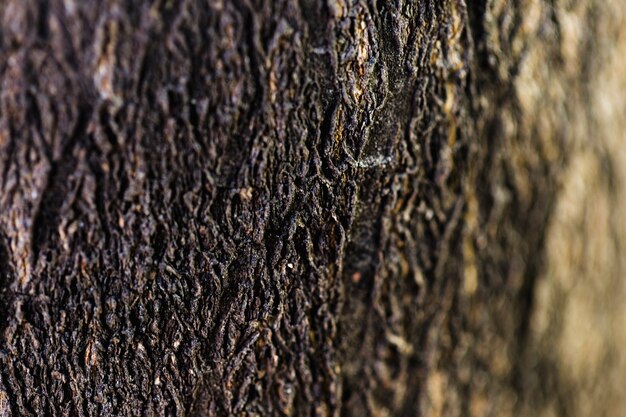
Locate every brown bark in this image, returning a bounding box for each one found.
[0,1,624,416]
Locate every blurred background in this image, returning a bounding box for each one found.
[521,2,626,415]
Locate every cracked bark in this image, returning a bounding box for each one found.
[1,1,625,416]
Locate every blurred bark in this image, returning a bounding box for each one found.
[0,1,624,416]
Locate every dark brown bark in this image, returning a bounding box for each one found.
[0,1,624,416]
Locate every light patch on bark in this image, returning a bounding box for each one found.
[94,16,122,108]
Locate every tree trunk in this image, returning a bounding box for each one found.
[0,1,624,416]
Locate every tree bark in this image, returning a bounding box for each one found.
[0,1,624,416]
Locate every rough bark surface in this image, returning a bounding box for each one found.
[0,1,624,416]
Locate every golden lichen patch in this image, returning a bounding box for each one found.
[11,209,31,290]
[0,389,9,417]
[353,14,370,104]
[425,371,446,417]
[94,17,122,107]
[85,337,98,367]
[557,4,588,78]
[469,393,488,417]
[439,3,466,150]
[463,239,478,296]
[385,331,414,355]
[268,69,278,104]
[333,105,345,146]
[328,0,345,19]
[445,3,464,73]
[444,83,457,147]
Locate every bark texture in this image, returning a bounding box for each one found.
[0,1,624,416]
